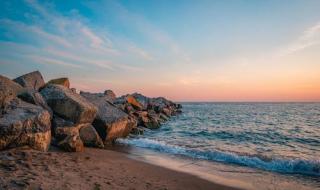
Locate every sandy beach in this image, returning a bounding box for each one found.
[0,147,241,190]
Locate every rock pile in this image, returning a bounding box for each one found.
[0,71,182,152]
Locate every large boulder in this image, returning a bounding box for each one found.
[80,92,137,144]
[51,116,103,151]
[47,78,70,88]
[80,90,115,103]
[131,93,149,110]
[134,111,160,129]
[13,71,45,91]
[57,134,84,152]
[79,124,104,148]
[17,90,53,116]
[0,98,51,151]
[104,90,116,102]
[115,95,143,110]
[0,75,23,109]
[40,85,97,124]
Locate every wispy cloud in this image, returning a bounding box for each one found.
[128,45,154,61]
[89,0,192,65]
[0,0,150,72]
[29,55,83,68]
[280,21,320,56]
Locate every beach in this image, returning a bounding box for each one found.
[0,147,241,190]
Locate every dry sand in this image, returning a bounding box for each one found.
[0,147,242,190]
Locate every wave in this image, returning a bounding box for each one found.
[117,138,320,176]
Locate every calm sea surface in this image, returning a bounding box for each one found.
[119,103,320,177]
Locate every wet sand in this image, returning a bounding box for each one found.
[0,147,242,190]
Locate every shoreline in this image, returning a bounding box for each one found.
[0,147,242,190]
[1,145,317,190]
[111,143,320,190]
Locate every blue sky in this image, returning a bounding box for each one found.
[1,0,320,101]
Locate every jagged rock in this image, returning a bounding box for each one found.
[47,78,70,88]
[159,113,169,122]
[0,75,23,109]
[57,134,84,152]
[52,116,103,151]
[125,95,143,110]
[104,90,116,102]
[52,116,77,140]
[161,107,172,117]
[0,99,51,151]
[116,93,182,131]
[51,116,83,152]
[80,90,116,103]
[80,92,137,144]
[79,124,104,148]
[144,114,161,129]
[41,85,97,124]
[13,71,45,91]
[17,90,53,116]
[130,126,144,135]
[131,93,150,110]
[134,111,160,129]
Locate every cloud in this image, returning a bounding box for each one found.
[0,19,72,47]
[88,0,192,64]
[81,27,104,47]
[128,45,153,61]
[29,55,83,68]
[0,0,151,72]
[280,21,320,56]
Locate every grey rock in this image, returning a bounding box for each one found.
[79,124,104,148]
[52,116,103,151]
[0,75,23,110]
[0,98,51,151]
[13,71,45,91]
[17,90,53,116]
[47,78,70,88]
[41,84,97,124]
[80,92,137,144]
[104,90,116,102]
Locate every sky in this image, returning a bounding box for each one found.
[0,0,320,102]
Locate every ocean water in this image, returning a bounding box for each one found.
[118,103,320,177]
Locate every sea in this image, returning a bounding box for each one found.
[117,103,320,189]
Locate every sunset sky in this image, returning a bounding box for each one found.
[0,0,320,101]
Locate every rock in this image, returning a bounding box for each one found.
[143,114,160,129]
[0,98,51,151]
[51,116,83,152]
[134,111,160,129]
[47,78,70,88]
[80,92,137,143]
[130,126,144,135]
[80,91,114,103]
[71,88,77,93]
[52,116,77,140]
[40,85,97,124]
[17,90,53,116]
[104,90,116,102]
[79,124,104,148]
[131,93,149,110]
[125,95,143,110]
[0,75,23,109]
[161,107,172,117]
[52,116,103,151]
[57,134,84,152]
[159,113,169,122]
[13,71,45,91]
